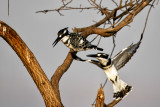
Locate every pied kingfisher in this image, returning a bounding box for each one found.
[72,34,143,99]
[52,27,103,52]
[86,53,132,99]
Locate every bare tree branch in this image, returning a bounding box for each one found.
[95,84,105,107]
[50,50,75,103]
[8,0,9,16]
[142,0,155,35]
[0,21,63,107]
[73,0,152,38]
[106,99,122,107]
[36,0,98,15]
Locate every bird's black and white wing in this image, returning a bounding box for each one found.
[71,53,103,69]
[112,34,143,70]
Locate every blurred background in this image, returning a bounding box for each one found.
[0,0,160,107]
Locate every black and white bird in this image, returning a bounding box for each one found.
[72,34,143,99]
[73,53,132,99]
[52,27,103,52]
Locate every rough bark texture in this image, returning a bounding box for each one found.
[51,50,75,105]
[95,85,105,107]
[0,21,62,107]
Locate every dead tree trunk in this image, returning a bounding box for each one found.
[0,21,63,107]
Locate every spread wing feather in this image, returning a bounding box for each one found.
[113,34,143,70]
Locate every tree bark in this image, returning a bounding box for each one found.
[51,50,75,104]
[0,21,62,107]
[95,85,105,107]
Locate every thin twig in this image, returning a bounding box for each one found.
[97,36,102,46]
[90,35,99,43]
[102,78,108,88]
[8,0,9,16]
[90,0,102,9]
[106,17,123,30]
[110,35,116,58]
[36,7,97,14]
[112,0,118,7]
[142,0,155,35]
[99,0,103,7]
[59,0,73,10]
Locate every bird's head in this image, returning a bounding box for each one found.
[87,53,111,66]
[52,27,69,47]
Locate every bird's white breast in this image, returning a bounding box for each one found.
[61,36,69,43]
[104,65,118,79]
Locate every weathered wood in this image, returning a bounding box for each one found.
[95,84,105,107]
[0,21,63,107]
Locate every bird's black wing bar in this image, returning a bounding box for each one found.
[71,53,103,69]
[71,53,86,62]
[112,33,143,70]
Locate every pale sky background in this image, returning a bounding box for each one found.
[0,0,160,107]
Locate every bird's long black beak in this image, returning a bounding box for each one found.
[86,54,97,58]
[52,37,61,47]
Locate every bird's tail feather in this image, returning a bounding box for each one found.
[113,79,132,100]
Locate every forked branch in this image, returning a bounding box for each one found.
[73,0,153,38]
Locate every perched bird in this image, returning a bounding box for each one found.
[72,34,143,99]
[52,27,103,52]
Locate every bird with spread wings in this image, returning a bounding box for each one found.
[72,34,143,99]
